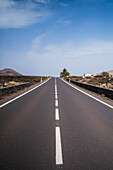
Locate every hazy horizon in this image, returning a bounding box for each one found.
[0,0,113,76]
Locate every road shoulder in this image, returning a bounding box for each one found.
[62,78,113,107]
[0,79,48,106]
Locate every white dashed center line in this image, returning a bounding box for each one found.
[56,127,63,165]
[55,91,57,95]
[55,108,59,120]
[54,78,63,166]
[55,100,58,107]
[55,90,57,93]
[55,94,58,100]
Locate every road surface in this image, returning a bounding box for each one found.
[0,77,113,170]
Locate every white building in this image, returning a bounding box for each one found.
[83,73,92,78]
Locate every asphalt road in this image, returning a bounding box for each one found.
[0,77,113,170]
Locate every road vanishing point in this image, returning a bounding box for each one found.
[0,77,113,170]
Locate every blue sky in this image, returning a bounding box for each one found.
[0,0,113,76]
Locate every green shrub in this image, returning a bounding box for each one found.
[13,79,20,82]
[101,94,105,97]
[94,75,102,78]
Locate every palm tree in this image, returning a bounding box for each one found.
[63,68,67,74]
[60,68,70,77]
[65,72,70,77]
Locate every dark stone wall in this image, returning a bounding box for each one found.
[67,79,113,100]
[0,83,31,97]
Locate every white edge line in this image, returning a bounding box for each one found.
[0,78,51,109]
[61,78,113,109]
[55,108,59,120]
[56,127,63,165]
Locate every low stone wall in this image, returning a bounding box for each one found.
[0,82,31,97]
[67,79,113,100]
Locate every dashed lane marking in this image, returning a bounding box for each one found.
[55,100,58,107]
[55,108,59,120]
[55,78,63,166]
[55,94,58,100]
[56,127,63,165]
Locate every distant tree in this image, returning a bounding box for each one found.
[63,68,67,74]
[60,68,70,77]
[101,72,109,78]
[60,72,63,76]
[65,72,70,77]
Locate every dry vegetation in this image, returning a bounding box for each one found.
[0,76,47,88]
[70,77,113,89]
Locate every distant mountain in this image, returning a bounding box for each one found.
[0,68,22,76]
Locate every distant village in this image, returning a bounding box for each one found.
[83,70,113,78]
[60,69,113,78]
